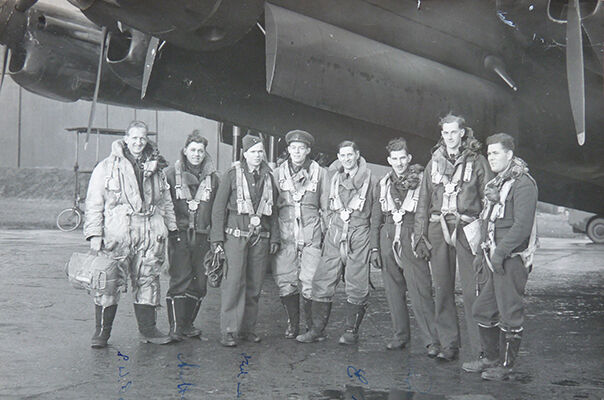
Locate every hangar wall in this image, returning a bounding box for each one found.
[0,78,233,173]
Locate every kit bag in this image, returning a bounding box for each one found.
[65,252,124,296]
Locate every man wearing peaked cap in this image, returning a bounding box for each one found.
[210,133,280,347]
[272,129,328,339]
[285,130,315,147]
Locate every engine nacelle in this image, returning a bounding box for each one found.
[7,3,158,108]
[106,26,151,90]
[67,0,265,51]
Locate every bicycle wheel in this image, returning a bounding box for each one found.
[56,208,83,232]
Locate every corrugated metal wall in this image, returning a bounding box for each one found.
[0,78,233,172]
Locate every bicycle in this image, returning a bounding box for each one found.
[56,164,88,232]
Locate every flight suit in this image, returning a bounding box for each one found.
[298,157,375,344]
[210,160,279,337]
[370,168,438,349]
[273,158,329,336]
[85,139,176,346]
[85,140,177,307]
[414,143,492,356]
[165,152,219,338]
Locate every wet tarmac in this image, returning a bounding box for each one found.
[0,231,603,400]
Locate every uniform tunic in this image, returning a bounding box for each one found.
[210,160,279,335]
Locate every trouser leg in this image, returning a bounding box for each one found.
[380,226,410,346]
[428,221,459,349]
[344,225,370,305]
[221,237,248,334]
[312,226,344,303]
[456,228,480,354]
[182,234,208,337]
[399,224,438,347]
[299,246,322,300]
[272,244,300,297]
[493,256,528,331]
[240,238,269,335]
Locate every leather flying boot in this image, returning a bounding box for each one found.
[301,296,313,332]
[296,301,332,343]
[166,297,184,342]
[482,328,523,381]
[182,295,202,338]
[463,326,500,372]
[91,304,117,348]
[280,293,300,339]
[338,302,367,345]
[134,304,173,345]
[220,332,237,347]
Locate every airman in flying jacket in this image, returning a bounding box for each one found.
[413,114,493,361]
[369,138,439,355]
[462,133,538,381]
[164,130,219,341]
[210,134,280,347]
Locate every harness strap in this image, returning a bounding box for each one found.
[280,161,319,250]
[392,221,403,268]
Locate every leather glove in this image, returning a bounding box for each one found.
[269,242,280,255]
[415,239,431,261]
[212,241,224,254]
[168,230,180,241]
[490,251,505,275]
[369,248,382,269]
[90,236,102,253]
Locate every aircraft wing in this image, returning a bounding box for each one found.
[0,0,603,214]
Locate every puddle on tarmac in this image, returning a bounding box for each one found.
[309,385,447,400]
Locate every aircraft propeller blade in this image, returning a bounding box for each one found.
[566,0,586,146]
[141,36,160,99]
[14,0,38,12]
[85,26,107,150]
[0,45,9,95]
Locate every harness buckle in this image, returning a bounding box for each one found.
[339,209,352,222]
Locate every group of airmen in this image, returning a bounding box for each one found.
[83,113,538,382]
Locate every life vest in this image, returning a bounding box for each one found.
[430,156,475,248]
[431,158,473,216]
[174,159,213,236]
[234,162,273,217]
[378,172,421,216]
[329,169,371,220]
[481,176,538,270]
[379,171,421,267]
[328,168,371,265]
[174,159,212,206]
[277,159,320,202]
[277,160,320,249]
